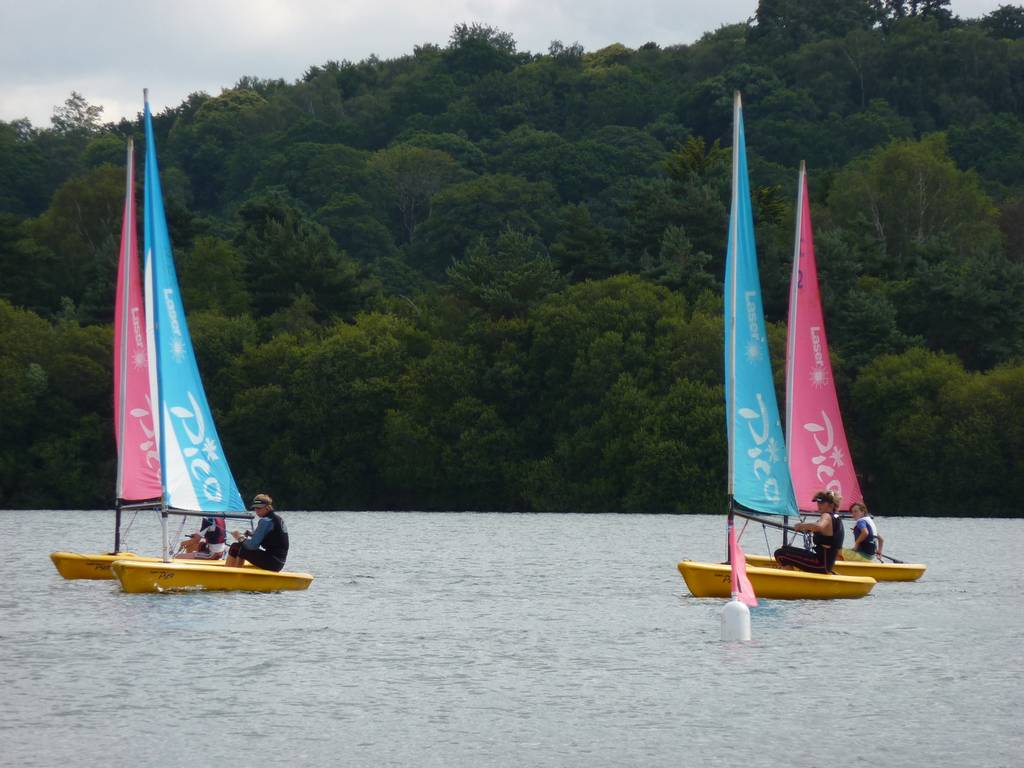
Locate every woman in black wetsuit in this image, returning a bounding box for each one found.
[226,493,289,572]
[774,490,845,574]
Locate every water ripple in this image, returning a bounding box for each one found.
[0,510,1021,768]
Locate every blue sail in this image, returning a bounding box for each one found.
[142,98,244,513]
[723,93,797,516]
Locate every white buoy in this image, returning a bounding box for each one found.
[721,596,751,641]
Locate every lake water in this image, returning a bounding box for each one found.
[2,510,1021,768]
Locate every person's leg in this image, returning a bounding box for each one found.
[238,548,285,572]
[226,542,245,567]
[774,545,828,574]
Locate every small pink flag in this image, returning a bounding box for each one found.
[729,526,758,607]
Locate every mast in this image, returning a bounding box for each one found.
[785,161,805,472]
[141,88,170,561]
[725,92,743,560]
[782,161,806,546]
[726,91,741,519]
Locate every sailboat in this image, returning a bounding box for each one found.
[50,138,169,580]
[108,92,312,593]
[742,163,925,583]
[677,93,875,600]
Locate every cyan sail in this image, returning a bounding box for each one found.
[724,93,797,517]
[142,97,244,513]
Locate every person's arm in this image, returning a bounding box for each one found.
[854,527,868,548]
[796,513,831,535]
[242,517,272,549]
[875,532,885,559]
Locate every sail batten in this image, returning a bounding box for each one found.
[723,93,797,517]
[785,165,863,512]
[142,96,244,514]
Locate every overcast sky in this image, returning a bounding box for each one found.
[0,0,1008,127]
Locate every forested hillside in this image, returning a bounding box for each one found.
[3,1,1024,514]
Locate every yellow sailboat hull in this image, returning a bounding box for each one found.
[51,551,159,580]
[111,559,313,593]
[50,551,240,580]
[745,553,926,582]
[678,560,876,600]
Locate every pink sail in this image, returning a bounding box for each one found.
[114,138,161,501]
[785,163,863,513]
[728,523,757,607]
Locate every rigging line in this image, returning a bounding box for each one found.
[121,508,141,550]
[171,515,187,558]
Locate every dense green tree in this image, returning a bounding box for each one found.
[447,228,564,317]
[29,164,124,321]
[254,142,371,210]
[392,130,487,173]
[898,250,1024,369]
[444,23,521,79]
[168,89,269,211]
[750,0,879,52]
[981,4,1024,39]
[315,192,398,264]
[0,214,59,314]
[288,312,428,506]
[516,277,726,511]
[410,174,559,277]
[50,92,105,135]
[368,144,463,242]
[998,198,1024,263]
[851,348,1024,513]
[0,120,48,215]
[0,302,112,506]
[236,192,368,320]
[549,204,618,280]
[827,134,1002,278]
[850,348,964,510]
[178,236,251,316]
[948,113,1024,195]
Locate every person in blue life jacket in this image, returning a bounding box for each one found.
[839,502,884,562]
[226,493,289,572]
[175,516,227,560]
[773,489,845,574]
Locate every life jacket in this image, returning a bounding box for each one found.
[260,510,289,563]
[813,512,844,571]
[201,517,226,545]
[855,517,878,556]
[812,512,844,549]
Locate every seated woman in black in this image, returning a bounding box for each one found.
[774,490,845,574]
[226,493,289,572]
